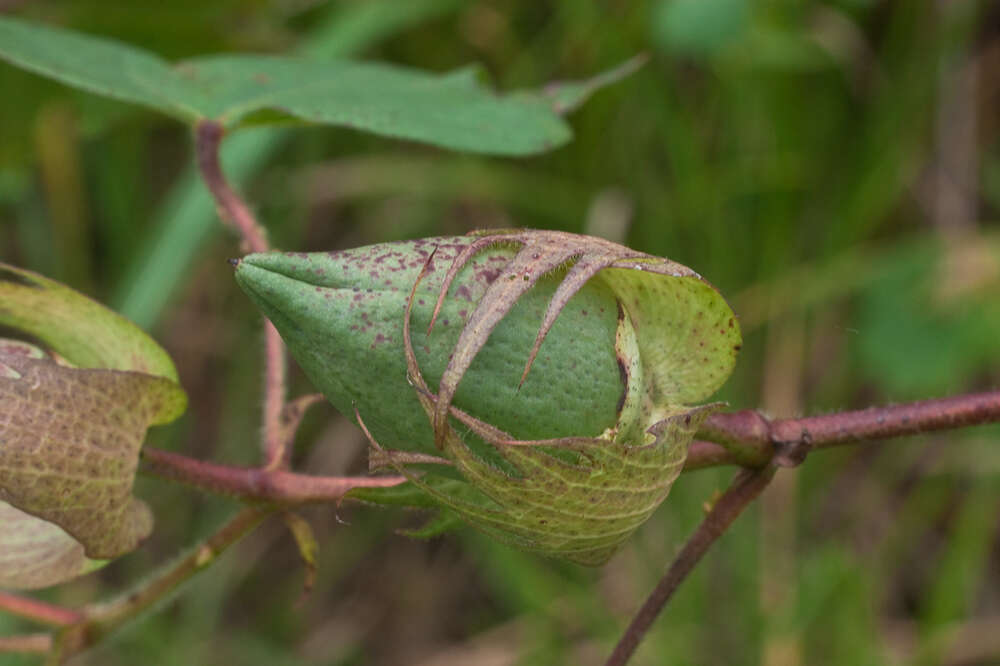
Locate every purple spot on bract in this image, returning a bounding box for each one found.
[479,268,500,283]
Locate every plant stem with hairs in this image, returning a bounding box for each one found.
[140,447,404,502]
[606,466,777,666]
[607,390,1000,664]
[195,119,288,469]
[0,593,82,628]
[686,391,1000,470]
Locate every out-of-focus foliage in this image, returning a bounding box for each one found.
[0,0,997,664]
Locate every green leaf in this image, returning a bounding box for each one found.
[0,16,574,155]
[178,56,570,154]
[0,263,179,380]
[0,16,203,121]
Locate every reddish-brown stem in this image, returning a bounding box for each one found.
[194,119,288,468]
[141,447,406,503]
[687,391,1000,470]
[683,440,741,471]
[262,319,288,468]
[608,390,1000,664]
[194,121,269,254]
[83,508,271,645]
[0,633,52,654]
[605,467,777,666]
[0,592,82,627]
[768,391,1000,445]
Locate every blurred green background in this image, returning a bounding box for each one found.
[2,0,999,664]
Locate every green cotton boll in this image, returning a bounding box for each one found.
[235,230,741,565]
[235,236,624,454]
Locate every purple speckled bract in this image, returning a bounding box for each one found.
[235,230,741,565]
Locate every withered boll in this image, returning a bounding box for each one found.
[0,265,187,588]
[236,229,740,565]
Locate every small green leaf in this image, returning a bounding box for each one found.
[281,512,319,600]
[0,16,578,155]
[0,263,179,380]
